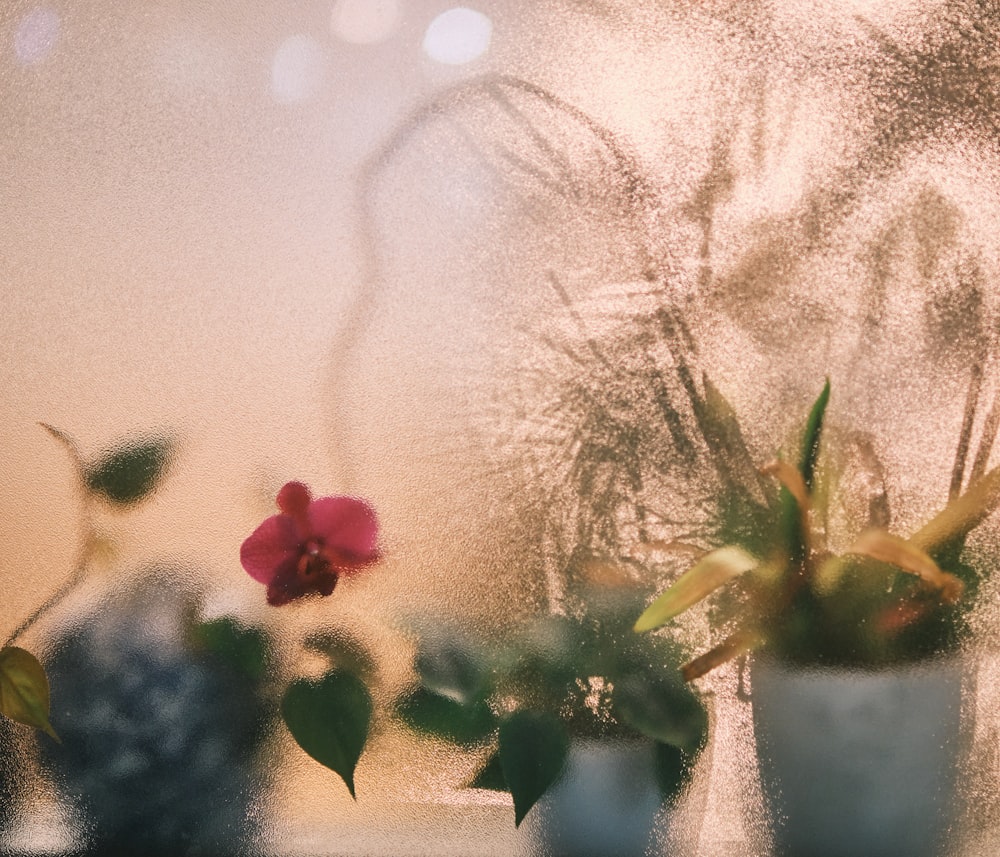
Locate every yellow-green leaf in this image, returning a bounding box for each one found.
[761,459,809,509]
[634,546,759,632]
[0,647,59,740]
[909,464,1000,554]
[848,529,964,603]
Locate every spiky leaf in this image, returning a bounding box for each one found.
[799,379,831,490]
[634,546,758,632]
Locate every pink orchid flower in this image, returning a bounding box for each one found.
[241,481,380,606]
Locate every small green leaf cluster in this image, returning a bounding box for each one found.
[397,583,707,826]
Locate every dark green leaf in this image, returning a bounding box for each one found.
[798,379,830,491]
[84,436,174,506]
[397,687,496,746]
[468,750,508,791]
[190,618,271,683]
[281,670,372,798]
[498,711,569,826]
[654,741,697,803]
[778,380,831,566]
[613,674,707,753]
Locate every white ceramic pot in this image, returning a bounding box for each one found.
[750,657,969,857]
[524,739,667,857]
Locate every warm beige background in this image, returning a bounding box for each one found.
[4,0,1000,853]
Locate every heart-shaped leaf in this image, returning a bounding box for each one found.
[0,647,59,740]
[498,710,568,826]
[282,670,372,798]
[613,674,708,753]
[84,436,174,506]
[468,749,507,791]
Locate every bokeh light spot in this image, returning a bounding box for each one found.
[331,0,401,45]
[422,8,492,66]
[14,7,60,66]
[271,35,326,104]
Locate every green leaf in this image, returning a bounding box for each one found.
[653,741,697,803]
[613,675,708,753]
[190,618,271,682]
[84,436,174,506]
[0,647,59,740]
[397,687,496,746]
[910,463,1000,554]
[633,546,758,632]
[777,380,831,566]
[498,711,569,826]
[468,749,508,790]
[799,379,830,491]
[281,670,372,798]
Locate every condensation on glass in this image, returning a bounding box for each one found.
[2,0,1000,854]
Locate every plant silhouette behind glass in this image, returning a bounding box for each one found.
[636,379,1000,676]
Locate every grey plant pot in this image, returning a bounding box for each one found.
[524,738,668,857]
[751,657,969,857]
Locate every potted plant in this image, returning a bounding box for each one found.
[396,574,708,857]
[634,379,999,857]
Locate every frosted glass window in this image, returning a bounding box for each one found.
[3,1,1000,855]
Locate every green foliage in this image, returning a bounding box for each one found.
[399,583,708,823]
[498,711,569,826]
[189,618,271,683]
[469,750,507,791]
[0,646,58,740]
[397,687,494,747]
[84,437,174,506]
[281,670,372,798]
[653,741,697,803]
[637,378,1000,675]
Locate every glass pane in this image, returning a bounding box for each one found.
[3,1,1000,855]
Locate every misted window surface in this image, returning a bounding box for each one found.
[3,1,1000,855]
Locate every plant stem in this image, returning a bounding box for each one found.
[4,562,86,648]
[2,424,92,648]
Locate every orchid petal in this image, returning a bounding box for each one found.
[308,497,380,568]
[277,481,312,517]
[241,515,300,584]
[634,546,759,632]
